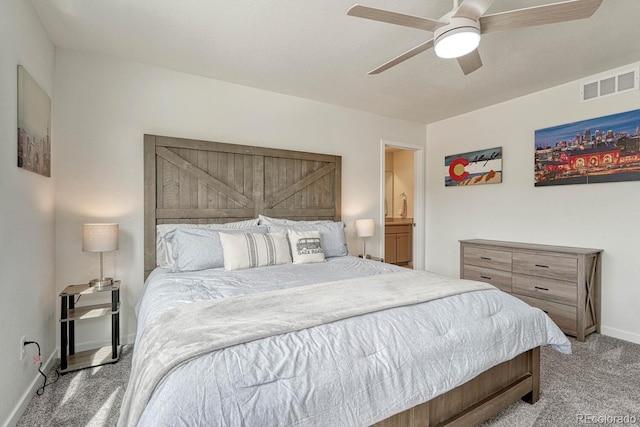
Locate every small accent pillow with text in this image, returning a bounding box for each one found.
[266,222,348,258]
[219,231,292,271]
[287,229,325,264]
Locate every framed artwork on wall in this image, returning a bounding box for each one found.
[535,109,640,186]
[17,65,51,177]
[445,147,502,187]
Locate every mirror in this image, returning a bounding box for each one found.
[385,171,394,217]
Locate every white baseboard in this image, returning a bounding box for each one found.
[57,332,136,356]
[600,326,640,345]
[3,349,57,427]
[123,332,136,346]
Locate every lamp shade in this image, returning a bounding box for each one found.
[355,219,375,238]
[82,223,119,252]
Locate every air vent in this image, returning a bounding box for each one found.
[580,67,639,102]
[599,76,615,96]
[618,71,635,91]
[583,82,598,100]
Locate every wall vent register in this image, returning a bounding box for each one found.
[581,67,639,102]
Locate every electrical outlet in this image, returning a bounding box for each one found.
[20,335,26,361]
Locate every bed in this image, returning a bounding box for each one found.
[119,135,570,427]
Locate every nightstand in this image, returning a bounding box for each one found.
[59,281,120,373]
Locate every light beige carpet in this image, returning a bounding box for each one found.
[17,334,640,426]
[481,333,640,426]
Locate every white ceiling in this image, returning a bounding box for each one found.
[30,0,640,124]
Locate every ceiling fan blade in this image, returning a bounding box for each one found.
[453,0,495,21]
[480,0,602,34]
[457,49,483,75]
[369,39,434,75]
[348,5,446,32]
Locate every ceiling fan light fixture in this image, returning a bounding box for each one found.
[434,26,481,59]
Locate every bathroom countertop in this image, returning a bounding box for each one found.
[385,217,413,225]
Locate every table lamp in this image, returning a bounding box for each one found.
[83,223,119,287]
[355,218,375,259]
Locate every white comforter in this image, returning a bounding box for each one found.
[131,256,570,427]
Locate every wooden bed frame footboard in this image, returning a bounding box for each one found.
[374,347,540,427]
[144,135,541,426]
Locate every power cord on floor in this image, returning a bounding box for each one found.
[24,341,60,396]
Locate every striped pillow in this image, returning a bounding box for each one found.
[219,231,292,271]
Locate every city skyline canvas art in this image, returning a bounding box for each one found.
[17,65,51,177]
[535,109,640,186]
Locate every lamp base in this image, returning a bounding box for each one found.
[89,277,113,288]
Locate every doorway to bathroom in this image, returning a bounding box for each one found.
[381,141,424,270]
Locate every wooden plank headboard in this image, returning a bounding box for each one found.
[144,134,342,276]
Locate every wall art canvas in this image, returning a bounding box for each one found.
[535,109,640,186]
[445,147,502,187]
[17,65,51,177]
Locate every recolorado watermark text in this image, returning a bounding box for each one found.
[577,414,638,424]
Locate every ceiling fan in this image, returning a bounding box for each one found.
[347,0,602,75]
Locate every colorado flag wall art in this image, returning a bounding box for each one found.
[445,147,502,187]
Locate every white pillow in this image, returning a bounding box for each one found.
[219,231,292,271]
[266,222,348,258]
[170,226,267,272]
[156,219,259,268]
[287,230,325,264]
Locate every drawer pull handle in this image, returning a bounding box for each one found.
[480,257,492,260]
[480,275,492,280]
[534,286,549,291]
[535,264,549,268]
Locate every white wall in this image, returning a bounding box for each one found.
[0,1,56,425]
[426,62,640,344]
[53,49,426,347]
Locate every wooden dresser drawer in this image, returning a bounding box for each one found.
[516,295,577,336]
[512,252,577,282]
[463,265,512,293]
[463,247,512,272]
[512,274,577,306]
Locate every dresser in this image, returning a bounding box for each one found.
[385,218,412,267]
[459,239,602,341]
